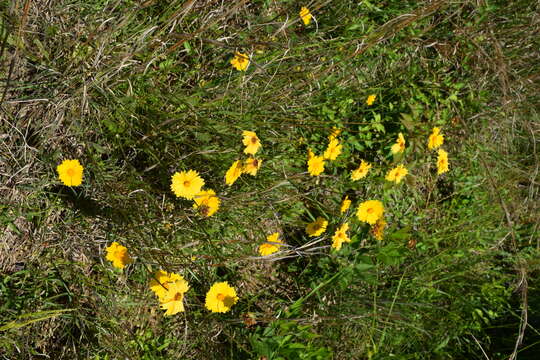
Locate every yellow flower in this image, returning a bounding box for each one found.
[351,160,371,180]
[105,242,132,269]
[307,148,315,160]
[230,51,249,71]
[299,7,312,25]
[385,164,408,184]
[370,218,386,241]
[205,281,239,313]
[150,270,185,299]
[366,94,376,106]
[308,155,325,176]
[331,222,350,250]
[225,160,243,186]
[391,133,406,154]
[57,159,84,187]
[328,127,341,141]
[356,200,384,225]
[242,130,261,155]
[305,217,328,237]
[323,138,342,160]
[171,170,205,200]
[428,127,444,150]
[243,157,262,176]
[340,195,352,214]
[258,232,283,256]
[437,149,449,174]
[193,189,220,217]
[159,278,190,316]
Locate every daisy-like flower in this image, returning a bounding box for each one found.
[230,52,249,71]
[437,149,449,174]
[356,200,384,225]
[385,164,408,184]
[351,160,371,181]
[370,218,386,241]
[193,189,220,217]
[150,270,186,299]
[242,130,261,155]
[299,6,312,25]
[308,155,325,176]
[57,159,84,187]
[258,232,283,256]
[340,195,351,214]
[305,217,328,237]
[159,278,190,316]
[225,160,243,186]
[331,222,350,250]
[243,157,262,176]
[366,94,376,106]
[171,170,205,200]
[428,127,444,150]
[105,242,132,269]
[391,133,406,154]
[205,281,239,313]
[323,138,342,160]
[328,127,341,141]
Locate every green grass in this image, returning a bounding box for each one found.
[1,0,539,359]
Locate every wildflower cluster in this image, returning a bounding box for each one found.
[52,5,454,320]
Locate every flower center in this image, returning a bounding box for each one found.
[252,159,258,167]
[183,180,191,187]
[67,168,75,177]
[251,137,258,144]
[217,293,226,301]
[367,208,374,214]
[173,292,182,301]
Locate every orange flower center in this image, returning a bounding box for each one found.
[67,168,75,176]
[183,180,191,187]
[173,292,182,301]
[367,208,374,214]
[252,159,258,167]
[251,137,258,144]
[217,293,226,301]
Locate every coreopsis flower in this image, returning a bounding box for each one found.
[243,157,262,176]
[230,52,249,71]
[150,270,185,299]
[331,222,350,250]
[225,160,243,186]
[193,189,220,217]
[305,217,328,237]
[159,278,190,316]
[356,200,384,225]
[385,164,408,184]
[299,7,312,25]
[437,149,449,174]
[340,195,351,214]
[351,160,371,180]
[308,155,325,176]
[171,170,205,200]
[323,138,342,160]
[258,232,283,256]
[105,242,132,269]
[307,148,315,160]
[57,159,84,187]
[366,94,376,106]
[242,130,261,155]
[205,281,239,313]
[328,127,341,141]
[371,218,386,241]
[428,127,444,150]
[391,133,406,154]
